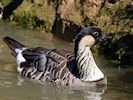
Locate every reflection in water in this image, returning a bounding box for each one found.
[0,22,133,100]
[17,74,106,100]
[16,75,25,86]
[0,45,3,53]
[84,91,104,100]
[40,84,105,100]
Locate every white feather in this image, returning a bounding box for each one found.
[15,49,26,73]
[77,35,104,82]
[0,14,2,20]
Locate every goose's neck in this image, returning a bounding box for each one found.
[75,35,104,82]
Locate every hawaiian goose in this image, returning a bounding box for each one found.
[3,26,111,87]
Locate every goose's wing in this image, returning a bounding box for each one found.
[43,49,74,84]
[51,49,79,77]
[51,49,74,61]
[20,47,79,85]
[22,47,48,71]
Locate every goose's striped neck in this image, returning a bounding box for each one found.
[75,35,104,82]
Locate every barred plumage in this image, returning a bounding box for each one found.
[3,26,112,87]
[19,48,78,85]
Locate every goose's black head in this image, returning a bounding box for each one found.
[74,26,112,56]
[75,26,112,44]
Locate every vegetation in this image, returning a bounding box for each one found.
[13,12,51,32]
[0,0,133,66]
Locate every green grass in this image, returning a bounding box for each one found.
[1,0,12,6]
[98,8,112,16]
[13,11,52,32]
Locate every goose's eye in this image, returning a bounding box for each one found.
[93,32,99,36]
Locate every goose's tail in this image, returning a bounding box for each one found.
[3,36,25,56]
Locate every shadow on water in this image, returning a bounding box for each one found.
[119,70,133,83]
[103,33,133,66]
[2,0,23,19]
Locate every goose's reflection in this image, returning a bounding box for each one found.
[83,90,104,100]
[41,84,106,100]
[17,75,106,100]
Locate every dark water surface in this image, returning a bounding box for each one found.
[0,22,133,100]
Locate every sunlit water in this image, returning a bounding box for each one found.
[0,22,133,100]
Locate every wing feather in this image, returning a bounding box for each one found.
[22,47,47,71]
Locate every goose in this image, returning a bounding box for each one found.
[3,26,112,87]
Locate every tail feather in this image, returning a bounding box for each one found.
[3,36,25,56]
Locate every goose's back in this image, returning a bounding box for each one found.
[21,47,80,86]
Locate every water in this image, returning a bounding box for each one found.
[0,22,133,100]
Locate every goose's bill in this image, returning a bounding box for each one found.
[100,33,112,42]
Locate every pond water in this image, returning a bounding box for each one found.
[0,22,133,100]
